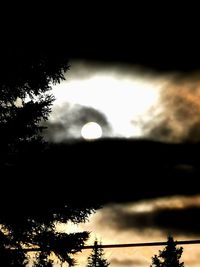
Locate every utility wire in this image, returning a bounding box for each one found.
[18,239,200,252]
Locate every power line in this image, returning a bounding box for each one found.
[19,239,200,252]
[83,240,200,249]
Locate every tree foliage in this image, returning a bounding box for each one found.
[0,43,99,266]
[0,42,69,166]
[150,236,184,267]
[86,240,110,267]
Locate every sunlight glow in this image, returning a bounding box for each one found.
[52,68,164,138]
[81,122,102,140]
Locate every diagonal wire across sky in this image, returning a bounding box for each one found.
[19,240,200,252]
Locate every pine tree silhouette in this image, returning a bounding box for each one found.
[86,240,110,267]
[150,236,184,267]
[0,43,99,266]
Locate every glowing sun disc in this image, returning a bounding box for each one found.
[81,122,102,140]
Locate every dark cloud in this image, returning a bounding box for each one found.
[63,8,200,72]
[111,258,144,266]
[65,9,200,72]
[144,118,179,143]
[184,122,200,143]
[144,75,200,143]
[5,138,200,210]
[5,6,200,72]
[101,205,200,235]
[24,139,200,204]
[42,103,112,142]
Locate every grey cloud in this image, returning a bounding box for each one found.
[66,61,102,80]
[42,103,112,142]
[67,60,166,81]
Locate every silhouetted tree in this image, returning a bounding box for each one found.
[0,44,99,266]
[0,42,70,167]
[150,236,184,267]
[0,204,99,266]
[86,240,110,267]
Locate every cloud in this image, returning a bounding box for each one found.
[27,138,200,205]
[111,258,144,266]
[98,197,200,235]
[66,18,200,72]
[144,72,200,143]
[52,61,200,143]
[42,103,112,142]
[66,60,164,81]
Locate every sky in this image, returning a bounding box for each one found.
[45,61,164,141]
[44,61,200,143]
[40,59,200,267]
[30,10,200,266]
[55,195,200,267]
[4,6,200,267]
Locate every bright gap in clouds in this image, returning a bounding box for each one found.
[50,62,166,140]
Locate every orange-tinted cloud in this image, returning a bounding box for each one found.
[145,72,200,142]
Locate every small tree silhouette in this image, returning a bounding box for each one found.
[86,240,110,267]
[150,236,184,267]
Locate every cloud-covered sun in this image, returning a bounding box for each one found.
[51,62,163,139]
[81,122,103,140]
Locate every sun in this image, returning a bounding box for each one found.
[52,63,161,139]
[81,122,102,140]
